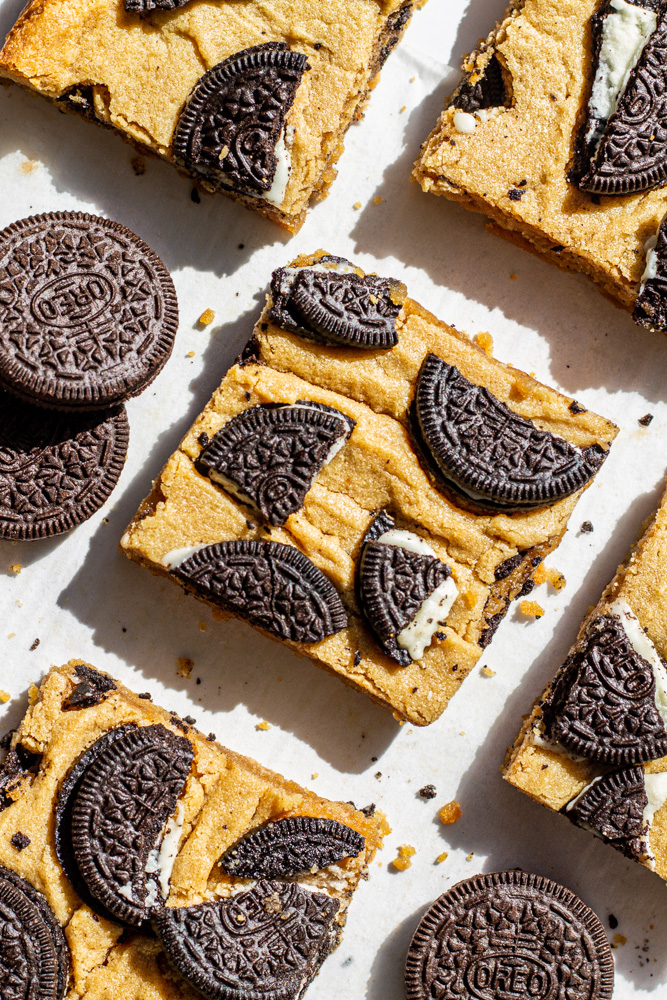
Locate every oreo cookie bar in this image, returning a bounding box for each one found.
[0,1,420,232]
[121,252,617,725]
[414,0,667,332]
[0,660,384,998]
[504,484,667,882]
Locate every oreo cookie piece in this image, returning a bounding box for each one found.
[0,864,70,1000]
[197,402,354,526]
[220,816,364,879]
[413,354,607,513]
[174,44,308,204]
[125,0,187,10]
[154,879,340,1000]
[542,601,667,766]
[0,213,178,410]
[452,54,509,113]
[405,870,614,1000]
[62,663,116,711]
[171,540,347,644]
[269,256,407,348]
[566,766,649,862]
[356,512,457,665]
[0,391,129,541]
[68,724,193,925]
[634,215,667,331]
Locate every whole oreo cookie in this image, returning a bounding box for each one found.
[220,816,365,879]
[0,864,70,1000]
[172,540,347,644]
[269,256,406,348]
[154,879,340,1000]
[0,390,129,541]
[413,354,607,513]
[566,766,649,862]
[0,212,178,410]
[405,870,614,1000]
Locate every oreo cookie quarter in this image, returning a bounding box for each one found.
[413,354,607,513]
[154,879,340,1000]
[220,816,365,879]
[0,213,178,410]
[566,766,649,862]
[0,391,129,541]
[405,870,614,1000]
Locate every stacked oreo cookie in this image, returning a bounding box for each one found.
[0,211,178,540]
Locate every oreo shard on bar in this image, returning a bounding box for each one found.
[63,662,116,711]
[172,540,347,644]
[125,0,188,10]
[357,511,457,666]
[197,402,353,526]
[220,816,365,879]
[574,0,667,195]
[634,214,667,331]
[173,43,308,204]
[566,766,650,862]
[452,53,510,113]
[154,879,340,1000]
[0,864,70,1000]
[269,256,406,348]
[413,354,607,513]
[69,724,193,925]
[542,600,667,766]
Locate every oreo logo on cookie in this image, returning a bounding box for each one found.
[30,272,114,328]
[220,816,365,879]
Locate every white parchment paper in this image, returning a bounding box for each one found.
[1,1,667,996]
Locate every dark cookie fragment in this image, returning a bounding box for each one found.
[174,44,308,199]
[10,832,30,851]
[0,391,129,540]
[154,879,340,1000]
[405,870,614,1000]
[542,613,667,766]
[197,403,353,526]
[566,766,649,861]
[413,354,607,513]
[173,540,347,644]
[269,257,406,348]
[68,724,193,925]
[125,0,188,10]
[0,742,41,812]
[221,816,364,879]
[634,218,667,331]
[452,54,509,113]
[0,864,70,1000]
[374,2,414,71]
[0,212,178,410]
[63,664,116,710]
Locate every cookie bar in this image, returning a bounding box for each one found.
[121,252,617,726]
[414,0,667,330]
[0,660,384,998]
[504,483,667,883]
[0,0,420,231]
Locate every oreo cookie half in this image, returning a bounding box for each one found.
[0,390,129,541]
[269,256,407,348]
[405,870,614,1000]
[413,354,607,513]
[171,540,347,644]
[67,724,193,925]
[0,865,70,1000]
[356,511,457,665]
[220,817,365,879]
[173,43,308,204]
[575,1,667,195]
[0,213,178,410]
[197,402,354,526]
[154,880,340,1000]
[542,600,667,766]
[634,215,667,331]
[565,766,650,862]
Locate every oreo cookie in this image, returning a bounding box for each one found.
[0,864,70,999]
[0,213,178,410]
[356,511,456,665]
[269,256,407,348]
[174,44,308,202]
[63,724,193,925]
[452,54,509,113]
[63,663,117,711]
[405,870,614,1000]
[574,1,667,195]
[413,354,607,513]
[154,879,339,1000]
[0,390,129,541]
[220,816,365,879]
[542,604,667,766]
[566,766,649,862]
[172,540,347,644]
[197,403,354,526]
[634,215,667,331]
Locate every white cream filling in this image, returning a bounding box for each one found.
[608,599,667,729]
[156,801,185,899]
[453,110,477,134]
[530,727,588,762]
[162,544,208,569]
[377,529,437,557]
[281,261,358,278]
[263,126,293,207]
[641,772,667,868]
[397,577,459,660]
[640,232,659,289]
[590,0,656,132]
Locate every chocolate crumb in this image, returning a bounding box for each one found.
[639,413,654,426]
[580,521,594,534]
[418,784,437,800]
[609,914,619,929]
[360,803,376,817]
[508,188,524,201]
[11,831,30,851]
[569,400,586,414]
[353,651,362,667]
[238,243,245,250]
[207,733,216,741]
[29,638,40,651]
[435,630,447,640]
[190,188,201,203]
[198,431,210,447]
[519,579,535,597]
[138,692,152,700]
[183,716,196,726]
[0,731,13,750]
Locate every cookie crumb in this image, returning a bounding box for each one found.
[609,914,618,929]
[418,784,437,800]
[207,733,216,741]
[439,800,462,825]
[311,772,319,780]
[177,657,194,678]
[11,832,30,851]
[435,851,448,864]
[130,155,146,175]
[199,621,207,632]
[256,720,270,731]
[29,638,40,651]
[199,308,215,326]
[510,273,518,280]
[474,331,493,356]
[137,692,152,700]
[639,413,654,426]
[0,691,9,704]
[186,351,195,358]
[373,196,384,205]
[481,666,496,677]
[613,934,627,946]
[466,852,474,861]
[9,564,21,575]
[353,201,362,210]
[391,844,416,870]
[580,520,594,533]
[519,599,544,619]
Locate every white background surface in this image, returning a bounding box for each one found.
[1,1,667,996]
